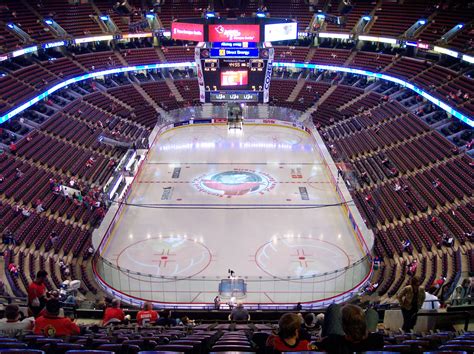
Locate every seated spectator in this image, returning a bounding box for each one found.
[316,304,384,354]
[136,302,158,326]
[228,301,250,321]
[461,278,472,301]
[266,313,315,352]
[102,299,125,326]
[0,304,35,337]
[8,263,18,277]
[34,299,80,337]
[422,287,440,310]
[432,276,446,290]
[21,208,31,218]
[301,312,324,340]
[156,309,177,327]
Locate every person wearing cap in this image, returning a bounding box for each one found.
[102,299,125,326]
[0,304,34,337]
[136,302,158,326]
[33,299,80,337]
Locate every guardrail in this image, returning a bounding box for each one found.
[92,118,374,309]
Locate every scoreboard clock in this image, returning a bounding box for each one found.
[195,45,274,103]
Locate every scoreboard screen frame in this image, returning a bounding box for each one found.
[202,58,266,92]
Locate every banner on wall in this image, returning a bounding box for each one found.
[171,22,204,42]
[195,47,206,103]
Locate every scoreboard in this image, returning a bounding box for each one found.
[195,45,274,103]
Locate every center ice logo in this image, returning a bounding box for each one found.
[194,169,275,196]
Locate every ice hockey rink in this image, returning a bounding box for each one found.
[95,123,373,306]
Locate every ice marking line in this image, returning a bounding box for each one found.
[146,162,322,165]
[136,180,331,184]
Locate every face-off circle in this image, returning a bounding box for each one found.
[193,169,276,196]
[116,237,212,278]
[255,236,351,278]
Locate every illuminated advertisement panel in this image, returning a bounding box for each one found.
[171,22,204,42]
[208,24,260,43]
[220,70,248,86]
[264,23,297,42]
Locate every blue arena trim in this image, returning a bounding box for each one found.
[0,61,472,127]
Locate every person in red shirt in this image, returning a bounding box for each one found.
[34,299,80,337]
[9,142,17,154]
[28,270,48,317]
[136,302,158,326]
[103,299,125,326]
[266,313,315,352]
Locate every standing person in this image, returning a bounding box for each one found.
[28,271,48,318]
[102,299,125,326]
[228,301,250,321]
[397,276,425,332]
[214,295,221,310]
[136,302,158,326]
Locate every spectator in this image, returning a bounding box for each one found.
[15,168,23,179]
[450,284,464,306]
[103,299,125,326]
[422,287,440,310]
[9,142,17,154]
[28,270,48,317]
[316,304,384,354]
[8,263,18,277]
[0,304,35,337]
[397,276,425,332]
[156,309,177,327]
[228,301,250,321]
[214,295,221,310]
[461,278,472,302]
[21,208,31,218]
[34,299,80,337]
[266,313,315,352]
[136,302,158,326]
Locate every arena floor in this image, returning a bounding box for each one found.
[98,124,370,305]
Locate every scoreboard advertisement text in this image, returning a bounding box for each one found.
[171,22,204,42]
[208,24,260,43]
